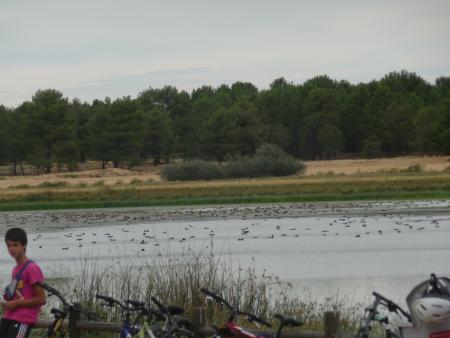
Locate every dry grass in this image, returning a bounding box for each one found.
[0,167,162,189]
[305,156,450,176]
[0,173,449,206]
[1,156,448,190]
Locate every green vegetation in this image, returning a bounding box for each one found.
[1,71,450,175]
[162,144,304,181]
[1,173,449,211]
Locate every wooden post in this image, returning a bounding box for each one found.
[68,303,81,338]
[192,306,207,336]
[324,311,340,338]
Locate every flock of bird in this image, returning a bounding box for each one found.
[0,200,448,253]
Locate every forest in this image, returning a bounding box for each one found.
[0,70,449,175]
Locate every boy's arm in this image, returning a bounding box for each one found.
[1,284,46,310]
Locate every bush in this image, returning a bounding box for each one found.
[37,181,69,188]
[162,145,305,181]
[401,164,423,173]
[161,160,223,181]
[250,144,305,177]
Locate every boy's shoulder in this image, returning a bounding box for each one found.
[21,260,44,280]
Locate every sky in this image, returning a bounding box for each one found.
[1,0,449,107]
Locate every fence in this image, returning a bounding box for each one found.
[34,306,380,338]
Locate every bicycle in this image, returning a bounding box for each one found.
[149,296,196,338]
[96,294,194,338]
[355,291,411,338]
[38,282,99,338]
[96,294,146,338]
[272,314,302,338]
[125,299,165,338]
[200,288,272,338]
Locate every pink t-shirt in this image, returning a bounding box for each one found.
[3,260,44,324]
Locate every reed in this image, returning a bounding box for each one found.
[32,249,365,337]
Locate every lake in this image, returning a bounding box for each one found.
[0,200,449,305]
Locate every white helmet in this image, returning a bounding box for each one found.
[411,274,450,324]
[412,297,450,324]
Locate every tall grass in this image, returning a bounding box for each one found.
[35,249,364,338]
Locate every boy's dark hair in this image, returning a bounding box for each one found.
[5,227,28,245]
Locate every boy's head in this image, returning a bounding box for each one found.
[5,227,28,259]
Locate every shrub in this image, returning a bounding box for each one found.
[161,160,223,181]
[162,145,304,181]
[8,184,31,189]
[251,144,305,177]
[401,164,423,173]
[37,181,69,188]
[92,180,105,187]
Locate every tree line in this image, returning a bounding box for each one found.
[0,70,449,175]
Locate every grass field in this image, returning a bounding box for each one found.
[0,156,449,211]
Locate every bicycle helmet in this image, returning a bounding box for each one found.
[411,274,450,324]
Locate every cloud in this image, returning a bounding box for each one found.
[0,0,449,106]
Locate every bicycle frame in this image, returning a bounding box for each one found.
[43,314,66,338]
[39,282,97,338]
[201,288,271,338]
[356,292,411,338]
[136,320,158,338]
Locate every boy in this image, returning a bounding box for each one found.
[1,227,46,338]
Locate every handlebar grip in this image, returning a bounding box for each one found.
[243,312,272,328]
[200,288,232,309]
[200,288,219,299]
[254,316,272,328]
[95,294,116,303]
[151,297,166,313]
[372,292,387,301]
[126,299,145,309]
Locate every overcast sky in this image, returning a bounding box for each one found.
[1,0,449,107]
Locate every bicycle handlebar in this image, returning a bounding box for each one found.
[151,296,168,314]
[356,292,411,337]
[274,314,302,327]
[372,292,411,322]
[72,304,101,321]
[201,287,271,328]
[239,311,272,328]
[38,283,99,321]
[95,294,136,312]
[200,288,233,310]
[38,282,71,308]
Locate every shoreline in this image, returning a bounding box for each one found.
[1,190,450,212]
[1,199,448,231]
